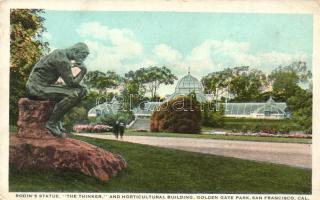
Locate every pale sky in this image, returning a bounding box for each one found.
[42,11,313,96]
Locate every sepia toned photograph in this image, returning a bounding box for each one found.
[1,0,319,199]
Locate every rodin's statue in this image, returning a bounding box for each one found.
[26,42,89,137]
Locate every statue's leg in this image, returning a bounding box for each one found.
[36,86,86,137]
[58,121,68,133]
[48,88,85,122]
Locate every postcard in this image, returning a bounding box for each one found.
[0,0,319,200]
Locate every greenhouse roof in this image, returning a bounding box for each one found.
[167,70,206,102]
[219,97,287,116]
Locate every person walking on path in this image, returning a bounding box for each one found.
[113,120,119,139]
[118,120,126,139]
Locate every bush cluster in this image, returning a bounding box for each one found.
[89,111,134,126]
[202,102,225,127]
[63,106,88,130]
[150,96,202,134]
[219,117,303,134]
[230,123,296,134]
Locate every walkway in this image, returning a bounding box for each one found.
[74,133,312,169]
[129,118,150,131]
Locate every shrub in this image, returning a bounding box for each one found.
[202,102,225,127]
[252,124,260,133]
[100,115,116,125]
[208,111,224,127]
[287,88,312,134]
[150,96,202,134]
[222,117,302,133]
[278,125,290,134]
[118,111,135,124]
[63,106,88,130]
[240,125,248,133]
[89,111,134,126]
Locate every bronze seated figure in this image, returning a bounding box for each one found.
[26,42,89,137]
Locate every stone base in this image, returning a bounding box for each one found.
[10,135,127,181]
[17,98,56,139]
[12,98,127,181]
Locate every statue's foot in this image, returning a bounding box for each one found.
[58,121,68,133]
[45,121,66,138]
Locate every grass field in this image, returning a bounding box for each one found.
[10,135,311,193]
[108,130,312,144]
[216,118,303,134]
[10,124,311,143]
[123,117,310,144]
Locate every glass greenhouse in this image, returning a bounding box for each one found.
[167,71,206,102]
[88,97,121,117]
[132,102,162,117]
[218,97,288,119]
[87,69,288,120]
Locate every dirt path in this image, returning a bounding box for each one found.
[75,133,312,169]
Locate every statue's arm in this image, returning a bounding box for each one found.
[73,63,87,84]
[57,61,80,87]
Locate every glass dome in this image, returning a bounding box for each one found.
[168,71,206,102]
[175,72,203,93]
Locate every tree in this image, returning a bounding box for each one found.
[125,66,177,100]
[269,61,312,133]
[201,70,231,97]
[83,70,122,93]
[229,69,266,101]
[273,61,311,82]
[287,88,312,133]
[10,9,49,124]
[269,71,299,101]
[104,71,123,88]
[121,80,145,111]
[78,90,114,111]
[269,61,311,102]
[202,66,267,102]
[83,70,106,90]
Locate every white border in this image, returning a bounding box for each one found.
[1,0,319,199]
[0,0,320,13]
[312,13,320,198]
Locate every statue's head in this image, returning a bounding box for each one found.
[66,42,90,63]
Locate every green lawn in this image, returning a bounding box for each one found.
[10,135,311,193]
[222,117,302,131]
[10,124,311,144]
[116,130,312,144]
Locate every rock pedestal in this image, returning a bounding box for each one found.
[10,98,127,181]
[17,98,56,139]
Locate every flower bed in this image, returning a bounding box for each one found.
[135,129,149,132]
[73,124,112,133]
[222,132,312,139]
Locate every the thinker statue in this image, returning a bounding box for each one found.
[26,42,89,137]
